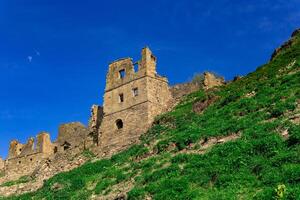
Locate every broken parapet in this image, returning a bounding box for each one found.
[8,140,24,159]
[19,137,35,156]
[203,72,225,89]
[7,133,55,160]
[86,105,104,148]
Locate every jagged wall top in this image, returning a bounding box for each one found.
[105,47,159,92]
[7,132,53,160]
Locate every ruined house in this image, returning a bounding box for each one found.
[4,132,54,180]
[97,47,172,156]
[0,47,224,183]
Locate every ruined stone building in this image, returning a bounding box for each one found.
[96,47,172,155]
[0,47,224,186]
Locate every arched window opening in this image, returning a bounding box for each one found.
[116,119,123,130]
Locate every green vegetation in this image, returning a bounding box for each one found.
[2,32,300,200]
[0,176,32,188]
[81,149,96,159]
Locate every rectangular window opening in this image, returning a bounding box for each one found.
[119,69,125,79]
[119,93,124,103]
[133,88,139,97]
[133,62,139,72]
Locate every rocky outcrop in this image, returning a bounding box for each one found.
[270,28,300,61]
[193,96,218,114]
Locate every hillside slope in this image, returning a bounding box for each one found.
[2,29,300,200]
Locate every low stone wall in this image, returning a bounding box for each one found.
[170,82,201,100]
[0,152,89,197]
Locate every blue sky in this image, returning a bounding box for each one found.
[0,0,299,158]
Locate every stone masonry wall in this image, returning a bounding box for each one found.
[170,82,201,100]
[8,140,24,159]
[203,72,225,89]
[98,47,172,156]
[88,105,104,133]
[56,122,88,155]
[3,132,54,181]
[99,102,149,156]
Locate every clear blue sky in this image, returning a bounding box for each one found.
[0,0,299,159]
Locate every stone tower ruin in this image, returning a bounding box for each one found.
[98,47,172,155]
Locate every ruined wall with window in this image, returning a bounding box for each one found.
[0,47,214,188]
[3,132,54,180]
[1,122,89,182]
[98,47,172,156]
[56,122,89,155]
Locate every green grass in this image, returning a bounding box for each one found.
[81,149,96,159]
[2,32,300,200]
[0,176,32,188]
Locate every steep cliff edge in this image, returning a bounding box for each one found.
[1,29,300,200]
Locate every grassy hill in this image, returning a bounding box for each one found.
[2,30,300,200]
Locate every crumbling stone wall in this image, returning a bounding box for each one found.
[85,105,104,149]
[4,132,54,181]
[56,122,88,155]
[98,47,172,156]
[170,82,201,100]
[36,132,54,154]
[1,122,90,183]
[8,140,24,159]
[88,105,103,133]
[203,72,225,89]
[19,138,35,156]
